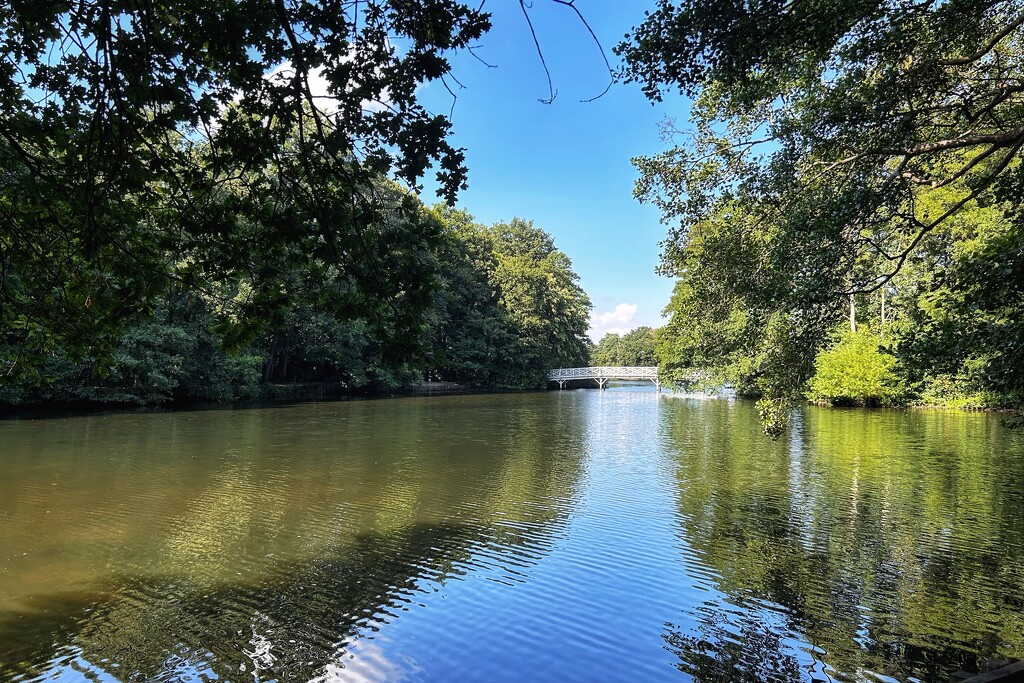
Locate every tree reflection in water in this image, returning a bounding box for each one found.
[660,399,1024,682]
[4,394,1024,682]
[6,523,485,681]
[0,395,587,682]
[663,612,804,682]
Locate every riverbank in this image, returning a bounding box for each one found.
[5,378,1021,424]
[0,380,500,420]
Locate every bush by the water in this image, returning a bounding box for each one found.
[807,328,902,406]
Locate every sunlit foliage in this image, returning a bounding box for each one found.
[619,1,1024,430]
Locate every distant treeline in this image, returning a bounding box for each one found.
[589,327,656,367]
[1,204,591,408]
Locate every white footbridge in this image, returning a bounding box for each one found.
[548,366,659,390]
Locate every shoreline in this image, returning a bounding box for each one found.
[2,381,1019,422]
[0,381,520,421]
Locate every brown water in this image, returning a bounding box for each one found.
[1,388,1023,682]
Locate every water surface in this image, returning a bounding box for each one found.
[1,389,1023,681]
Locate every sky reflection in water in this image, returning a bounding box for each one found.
[1,388,1023,682]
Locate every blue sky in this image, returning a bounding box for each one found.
[416,2,689,341]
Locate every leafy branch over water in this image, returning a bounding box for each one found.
[619,0,1024,432]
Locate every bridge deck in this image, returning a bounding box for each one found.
[548,366,659,389]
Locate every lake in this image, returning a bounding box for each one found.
[2,387,1023,682]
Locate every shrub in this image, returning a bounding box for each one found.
[807,328,902,406]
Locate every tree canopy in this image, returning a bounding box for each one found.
[1,0,494,378]
[424,210,591,389]
[618,0,1024,432]
[590,326,656,367]
[1,197,590,407]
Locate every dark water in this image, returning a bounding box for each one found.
[2,388,1023,682]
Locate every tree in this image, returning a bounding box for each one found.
[590,332,622,366]
[487,218,591,385]
[1,200,593,406]
[617,0,1024,432]
[619,326,657,366]
[0,295,264,406]
[1,0,492,379]
[421,205,520,386]
[424,213,591,389]
[591,327,656,366]
[882,184,1024,409]
[1,0,614,384]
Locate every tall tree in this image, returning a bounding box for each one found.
[426,212,592,388]
[618,1,1024,433]
[488,218,591,385]
[1,0,490,378]
[422,205,519,386]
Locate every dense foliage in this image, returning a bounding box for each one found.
[425,210,591,389]
[590,327,656,367]
[806,328,901,406]
[1,0,492,378]
[618,0,1024,431]
[1,202,590,407]
[0,0,603,404]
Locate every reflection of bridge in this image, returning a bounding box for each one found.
[548,366,659,390]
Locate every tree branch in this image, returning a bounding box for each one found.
[939,13,1024,66]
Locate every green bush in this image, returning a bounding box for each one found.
[914,372,1020,410]
[807,328,902,406]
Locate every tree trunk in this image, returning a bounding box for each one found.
[279,338,290,383]
[849,294,857,333]
[262,330,280,384]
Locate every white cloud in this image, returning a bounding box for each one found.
[588,303,638,342]
[265,63,342,114]
[266,57,395,115]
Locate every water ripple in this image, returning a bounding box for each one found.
[1,392,1023,682]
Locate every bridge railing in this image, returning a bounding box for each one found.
[548,366,658,381]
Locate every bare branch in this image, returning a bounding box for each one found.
[467,45,497,68]
[519,0,557,104]
[550,0,614,102]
